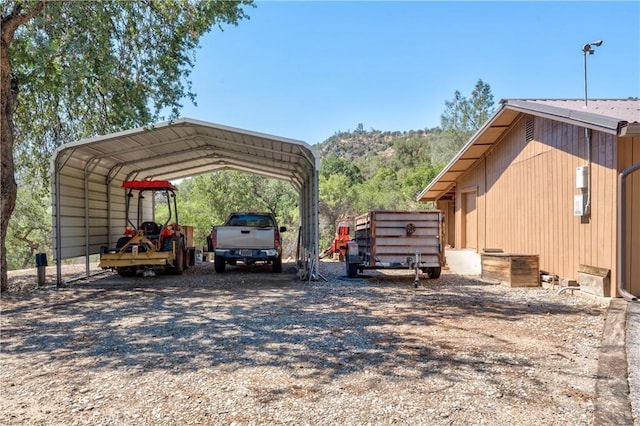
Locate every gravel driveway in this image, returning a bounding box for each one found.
[1,260,606,425]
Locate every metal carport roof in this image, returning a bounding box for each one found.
[51,118,319,285]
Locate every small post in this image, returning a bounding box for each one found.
[35,253,48,286]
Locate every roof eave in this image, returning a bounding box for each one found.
[620,122,640,137]
[416,99,635,202]
[416,103,509,202]
[504,100,622,135]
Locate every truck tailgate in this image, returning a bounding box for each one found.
[217,226,274,249]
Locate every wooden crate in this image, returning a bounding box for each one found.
[578,264,611,297]
[481,253,540,287]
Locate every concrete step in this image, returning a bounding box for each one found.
[444,249,481,275]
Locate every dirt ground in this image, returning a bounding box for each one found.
[1,260,606,425]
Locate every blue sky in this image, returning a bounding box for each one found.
[179,1,640,145]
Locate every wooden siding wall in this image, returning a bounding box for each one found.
[619,136,640,297]
[455,115,621,292]
[436,200,456,248]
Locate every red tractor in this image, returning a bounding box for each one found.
[99,180,195,277]
[329,221,351,261]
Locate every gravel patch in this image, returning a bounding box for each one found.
[1,260,606,425]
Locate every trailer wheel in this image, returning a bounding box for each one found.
[427,267,441,279]
[346,262,358,278]
[214,254,226,273]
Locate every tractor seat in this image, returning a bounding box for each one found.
[140,221,160,238]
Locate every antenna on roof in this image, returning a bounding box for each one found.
[582,40,603,108]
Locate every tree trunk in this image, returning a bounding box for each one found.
[1,3,45,291]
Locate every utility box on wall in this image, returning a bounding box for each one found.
[574,193,587,216]
[576,165,588,189]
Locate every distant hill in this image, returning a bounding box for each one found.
[315,128,432,162]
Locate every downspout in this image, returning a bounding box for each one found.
[584,129,592,216]
[618,161,640,302]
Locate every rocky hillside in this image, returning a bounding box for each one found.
[315,128,432,162]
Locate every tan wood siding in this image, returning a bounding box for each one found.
[455,161,485,250]
[619,136,640,297]
[436,200,456,248]
[463,190,477,249]
[455,115,620,293]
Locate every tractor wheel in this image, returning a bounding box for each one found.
[272,256,282,273]
[171,240,185,275]
[214,254,226,273]
[116,236,132,251]
[163,236,184,275]
[346,262,358,278]
[116,267,136,277]
[427,267,441,279]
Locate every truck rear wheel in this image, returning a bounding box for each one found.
[427,267,441,279]
[214,254,226,273]
[346,262,358,278]
[272,256,282,273]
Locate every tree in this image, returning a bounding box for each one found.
[320,155,364,186]
[437,79,495,162]
[318,173,357,249]
[390,135,431,170]
[159,172,298,251]
[0,0,253,290]
[5,185,51,269]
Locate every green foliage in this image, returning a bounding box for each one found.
[389,135,432,170]
[5,186,52,270]
[8,0,253,194]
[435,78,495,164]
[317,128,407,162]
[398,163,442,206]
[156,172,298,251]
[318,173,357,248]
[320,155,364,185]
[1,1,253,275]
[314,78,495,251]
[352,167,403,211]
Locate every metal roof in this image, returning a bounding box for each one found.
[417,98,640,202]
[51,118,319,284]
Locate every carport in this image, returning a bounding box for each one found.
[51,118,319,285]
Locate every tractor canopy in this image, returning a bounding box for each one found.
[123,180,178,192]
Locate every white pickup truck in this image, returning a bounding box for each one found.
[207,212,286,273]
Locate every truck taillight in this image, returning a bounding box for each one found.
[274,229,280,249]
[211,229,217,248]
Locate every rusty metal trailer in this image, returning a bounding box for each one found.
[345,210,445,286]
